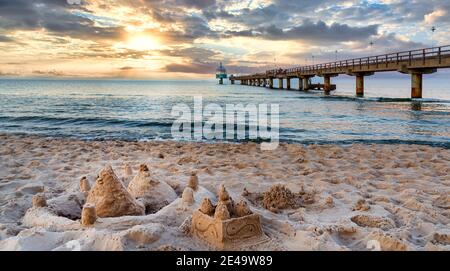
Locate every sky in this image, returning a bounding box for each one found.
[0,0,449,79]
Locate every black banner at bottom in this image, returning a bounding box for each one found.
[0,251,446,270]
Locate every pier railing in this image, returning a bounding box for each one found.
[265,45,450,76]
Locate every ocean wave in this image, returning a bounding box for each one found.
[0,115,174,128]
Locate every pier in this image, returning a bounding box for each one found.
[230,45,450,98]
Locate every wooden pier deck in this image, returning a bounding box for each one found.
[230,45,450,98]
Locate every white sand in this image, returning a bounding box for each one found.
[0,134,449,251]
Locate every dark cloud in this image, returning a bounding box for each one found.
[165,62,215,74]
[0,35,14,42]
[161,47,219,62]
[164,61,265,74]
[178,0,216,9]
[32,69,66,76]
[226,20,378,43]
[0,0,124,41]
[119,66,135,70]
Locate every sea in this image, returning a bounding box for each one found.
[1,74,449,147]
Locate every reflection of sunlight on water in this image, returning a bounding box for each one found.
[0,78,449,146]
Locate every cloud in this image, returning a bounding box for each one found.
[165,62,215,74]
[32,70,67,77]
[0,35,14,42]
[424,9,447,24]
[0,0,124,41]
[226,20,379,44]
[118,66,135,70]
[1,0,449,78]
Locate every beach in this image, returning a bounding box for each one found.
[0,133,448,251]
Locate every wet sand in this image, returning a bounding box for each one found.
[0,134,449,251]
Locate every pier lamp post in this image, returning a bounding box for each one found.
[431,26,436,48]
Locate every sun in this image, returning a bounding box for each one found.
[125,35,162,51]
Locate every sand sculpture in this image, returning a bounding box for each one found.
[127,164,177,213]
[32,194,47,208]
[244,184,315,213]
[191,185,267,249]
[86,165,145,218]
[188,172,199,191]
[181,187,195,205]
[124,164,133,176]
[81,204,97,226]
[79,176,91,193]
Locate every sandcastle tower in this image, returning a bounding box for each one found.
[218,185,234,216]
[188,172,199,191]
[182,187,195,206]
[80,176,91,194]
[81,203,97,226]
[32,194,47,208]
[192,185,267,249]
[199,198,215,216]
[124,164,133,176]
[127,164,177,213]
[86,165,145,218]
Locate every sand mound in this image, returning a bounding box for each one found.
[244,185,314,212]
[86,165,145,218]
[263,185,299,211]
[433,231,450,245]
[122,224,164,246]
[353,199,370,211]
[351,215,395,230]
[368,231,409,251]
[127,164,177,214]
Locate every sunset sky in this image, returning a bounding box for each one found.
[0,0,449,79]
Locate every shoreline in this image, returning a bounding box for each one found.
[0,133,449,251]
[2,132,450,149]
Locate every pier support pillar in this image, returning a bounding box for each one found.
[356,75,364,96]
[348,72,373,97]
[231,80,235,85]
[301,76,312,91]
[324,76,331,94]
[399,68,435,99]
[286,78,291,90]
[269,78,274,89]
[411,73,423,99]
[298,77,303,91]
[356,74,364,97]
[278,78,283,89]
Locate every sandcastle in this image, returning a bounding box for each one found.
[127,164,177,213]
[79,176,91,194]
[32,194,47,208]
[81,204,97,226]
[188,172,199,191]
[191,185,267,250]
[86,165,145,217]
